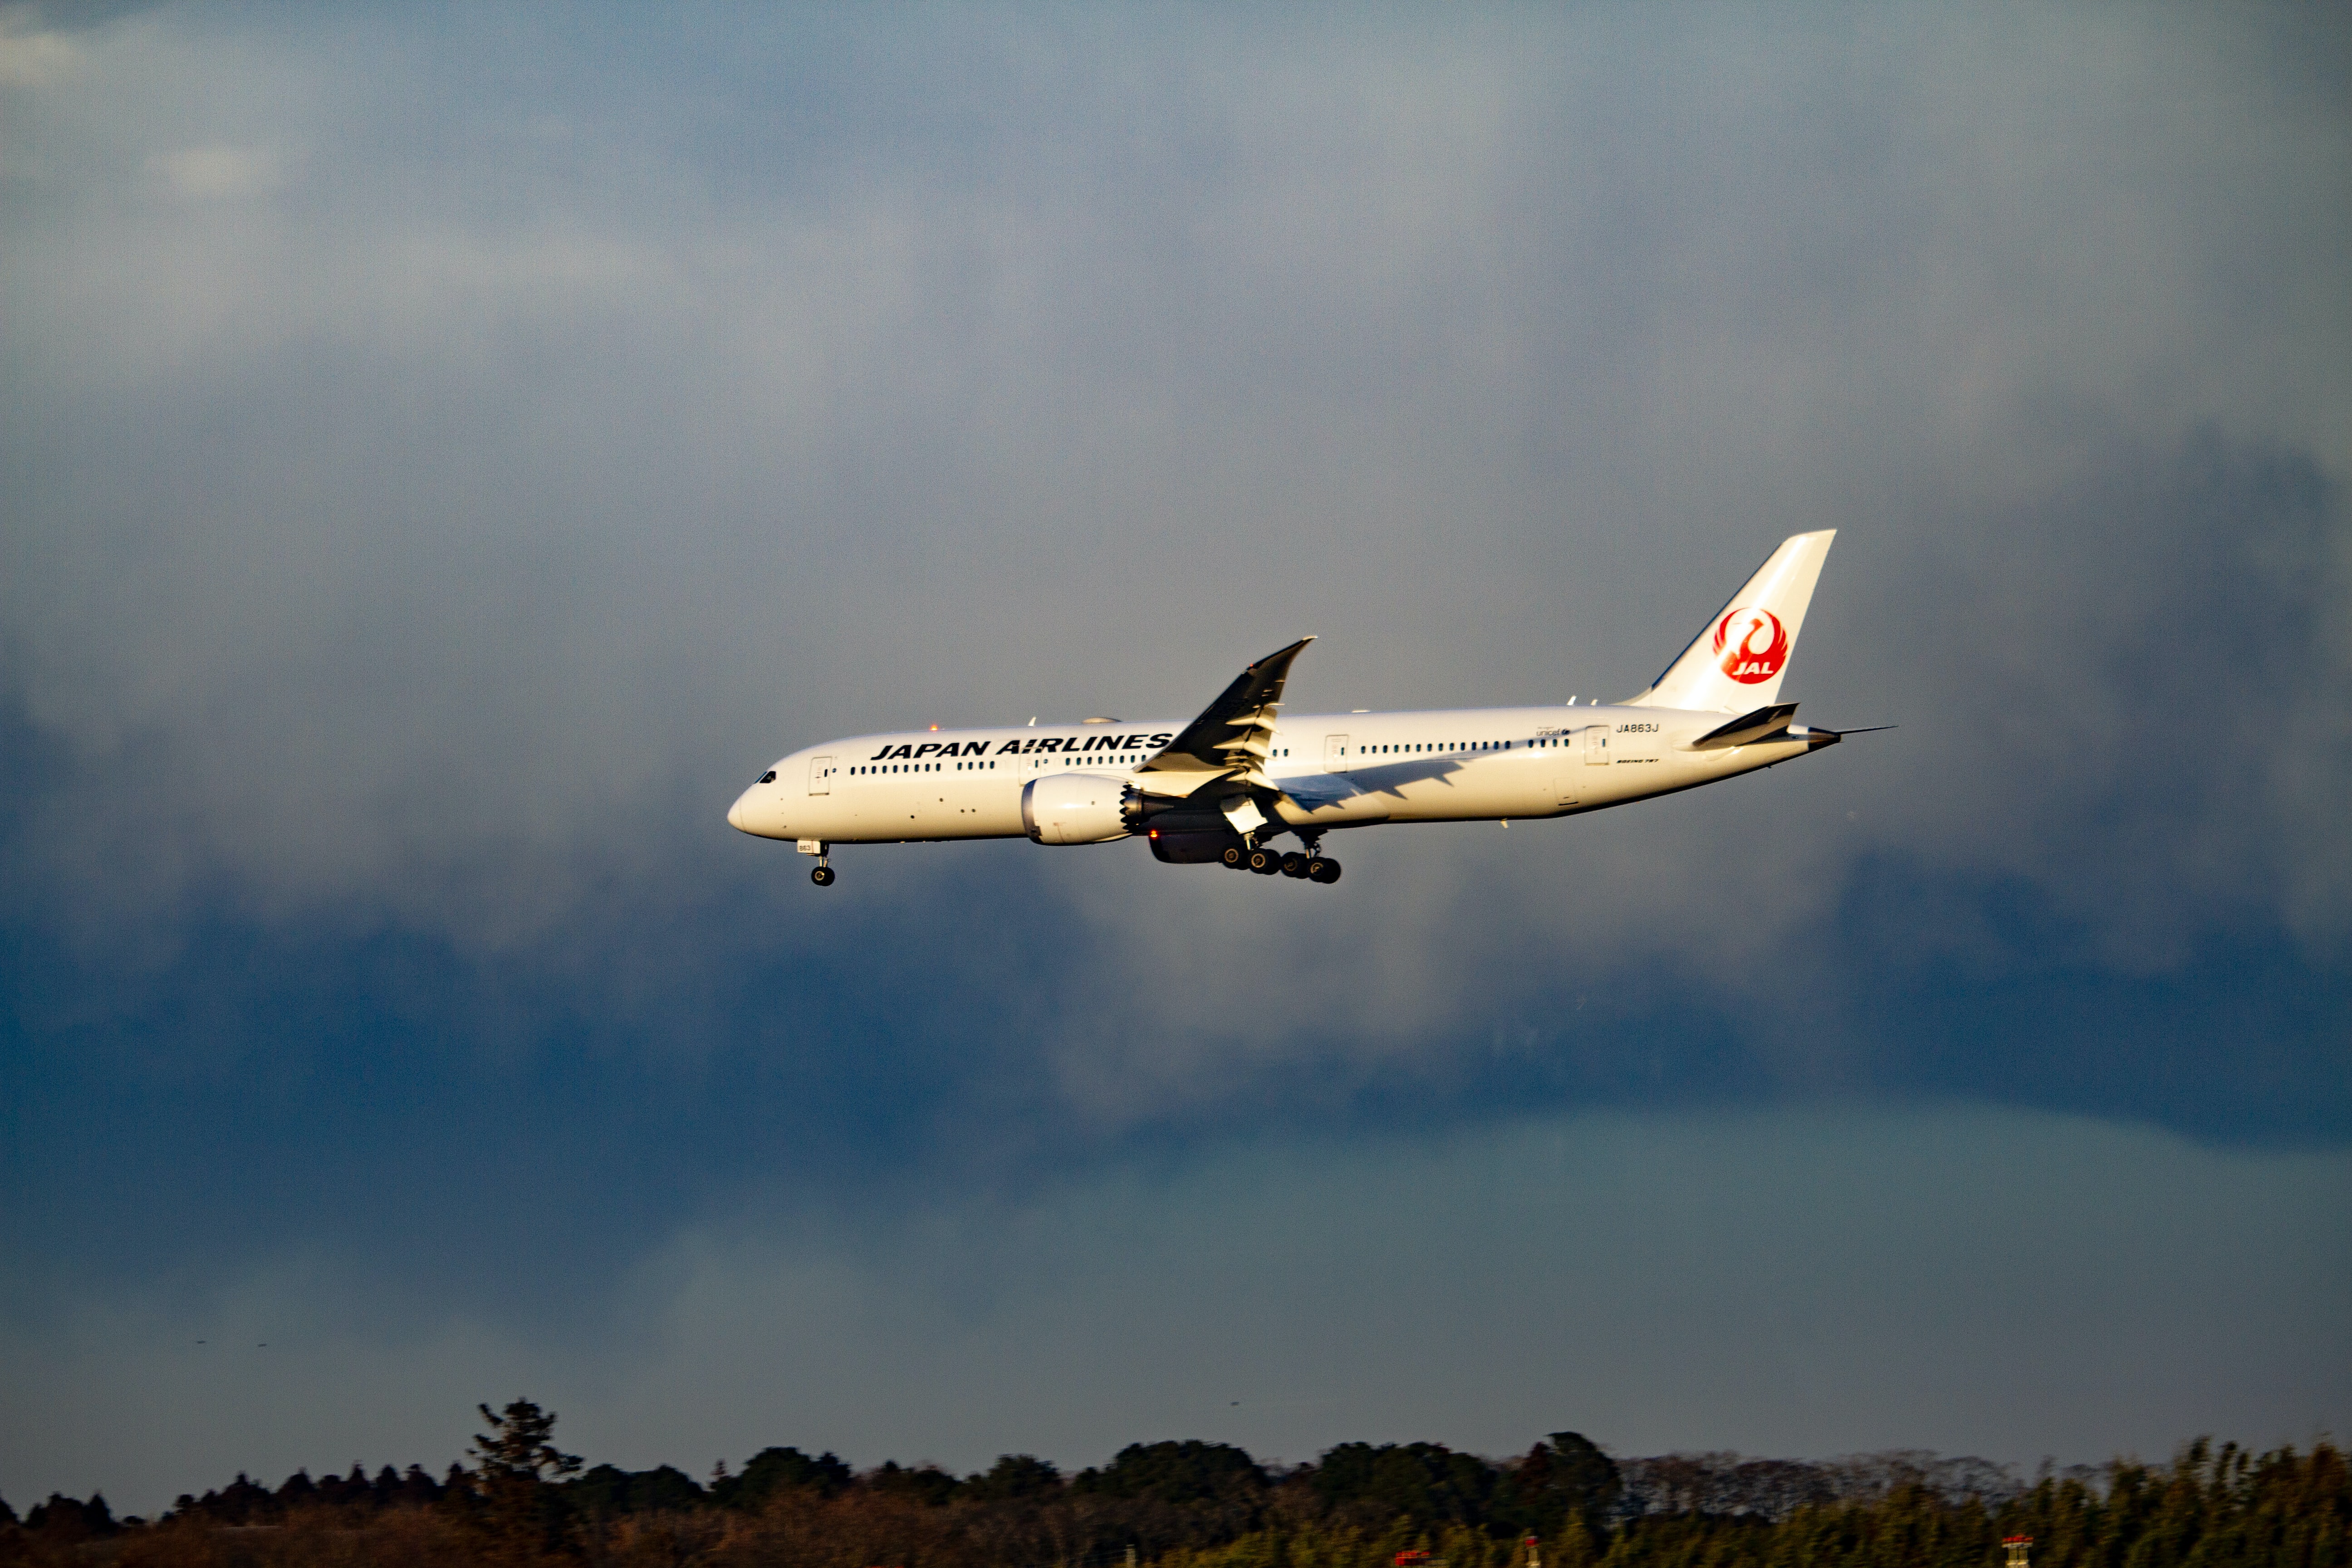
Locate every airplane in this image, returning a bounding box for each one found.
[728,531,1863,886]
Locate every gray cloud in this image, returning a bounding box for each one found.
[5,7,2339,951]
[7,1103,2345,1516]
[3,3,2347,1506]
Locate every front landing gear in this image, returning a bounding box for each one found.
[800,839,835,887]
[810,863,836,887]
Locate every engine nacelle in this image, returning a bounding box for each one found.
[1022,773,1134,845]
[1144,826,1244,864]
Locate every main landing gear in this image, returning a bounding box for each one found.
[1221,839,1341,884]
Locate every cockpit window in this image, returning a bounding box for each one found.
[759,770,777,784]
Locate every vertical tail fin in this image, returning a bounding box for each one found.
[1627,531,1836,711]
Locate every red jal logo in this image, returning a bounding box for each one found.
[1713,606,1788,683]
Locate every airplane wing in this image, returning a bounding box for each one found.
[1136,637,1314,800]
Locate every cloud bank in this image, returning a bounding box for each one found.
[2,0,2346,1514]
[11,1105,2347,1516]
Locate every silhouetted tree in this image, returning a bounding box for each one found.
[1078,1441,1269,1507]
[1313,1441,1494,1525]
[224,1471,276,1524]
[566,1465,637,1520]
[396,1462,443,1506]
[275,1469,318,1509]
[713,1445,855,1509]
[566,1462,707,1518]
[24,1493,116,1544]
[867,1460,962,1507]
[1542,1431,1620,1538]
[50,1426,2351,1568]
[318,1462,372,1508]
[963,1454,1065,1502]
[467,1397,583,1562]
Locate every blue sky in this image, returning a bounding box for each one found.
[3,1,2347,1517]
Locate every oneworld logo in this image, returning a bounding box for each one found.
[1713,606,1788,684]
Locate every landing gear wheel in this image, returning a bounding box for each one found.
[1280,852,1309,878]
[1308,858,1340,884]
[810,865,836,887]
[1247,846,1282,875]
[1220,844,1247,869]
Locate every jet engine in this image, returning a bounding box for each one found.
[1144,825,1246,864]
[1021,774,1134,845]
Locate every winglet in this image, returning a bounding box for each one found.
[1138,637,1314,794]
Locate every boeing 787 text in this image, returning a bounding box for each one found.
[728,532,1875,886]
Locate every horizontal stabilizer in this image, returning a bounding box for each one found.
[1688,703,1800,749]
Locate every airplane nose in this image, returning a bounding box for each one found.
[726,790,750,833]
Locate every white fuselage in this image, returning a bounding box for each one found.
[725,703,1817,846]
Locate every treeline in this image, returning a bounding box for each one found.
[1,1402,2342,1568]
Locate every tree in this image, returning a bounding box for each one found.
[468,1398,584,1562]
[397,1464,445,1507]
[1544,1432,1621,1538]
[1077,1441,1269,1507]
[24,1493,116,1543]
[867,1460,963,1506]
[566,1463,710,1517]
[1313,1442,1495,1525]
[714,1446,855,1510]
[963,1454,1065,1502]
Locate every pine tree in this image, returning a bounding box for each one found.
[467,1397,584,1563]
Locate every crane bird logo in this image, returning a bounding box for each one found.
[1713,606,1788,683]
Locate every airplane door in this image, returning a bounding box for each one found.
[1583,725,1610,766]
[1323,734,1351,773]
[809,755,834,794]
[1547,737,1579,806]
